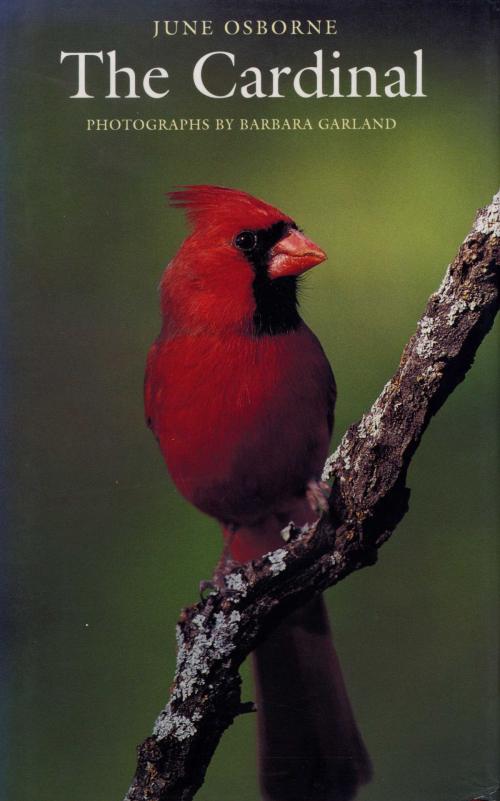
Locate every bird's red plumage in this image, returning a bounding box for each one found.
[146,325,333,538]
[145,186,335,555]
[167,184,293,230]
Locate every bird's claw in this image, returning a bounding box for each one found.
[237,700,257,715]
[306,480,331,515]
[280,521,302,542]
[199,579,219,600]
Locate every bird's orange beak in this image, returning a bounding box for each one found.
[268,229,327,279]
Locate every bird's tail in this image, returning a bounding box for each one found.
[224,500,371,801]
[252,594,372,801]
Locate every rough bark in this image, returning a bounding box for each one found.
[124,192,499,801]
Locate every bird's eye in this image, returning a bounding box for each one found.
[235,230,257,251]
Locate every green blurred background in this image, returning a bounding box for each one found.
[3,1,499,800]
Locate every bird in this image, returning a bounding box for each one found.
[144,185,372,801]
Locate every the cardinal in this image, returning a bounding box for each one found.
[144,186,372,801]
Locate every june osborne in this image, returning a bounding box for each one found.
[151,19,339,37]
[84,117,398,132]
[60,49,425,100]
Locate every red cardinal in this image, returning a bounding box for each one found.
[145,186,372,801]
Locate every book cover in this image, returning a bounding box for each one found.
[2,2,498,800]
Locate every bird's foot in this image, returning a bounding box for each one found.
[236,700,257,716]
[199,528,240,599]
[280,521,303,543]
[306,480,331,515]
[199,579,219,599]
[213,552,239,588]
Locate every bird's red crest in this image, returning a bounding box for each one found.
[167,185,293,231]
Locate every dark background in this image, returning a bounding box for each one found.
[2,1,499,799]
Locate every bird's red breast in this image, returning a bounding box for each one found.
[146,323,334,526]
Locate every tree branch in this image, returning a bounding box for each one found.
[124,192,500,801]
